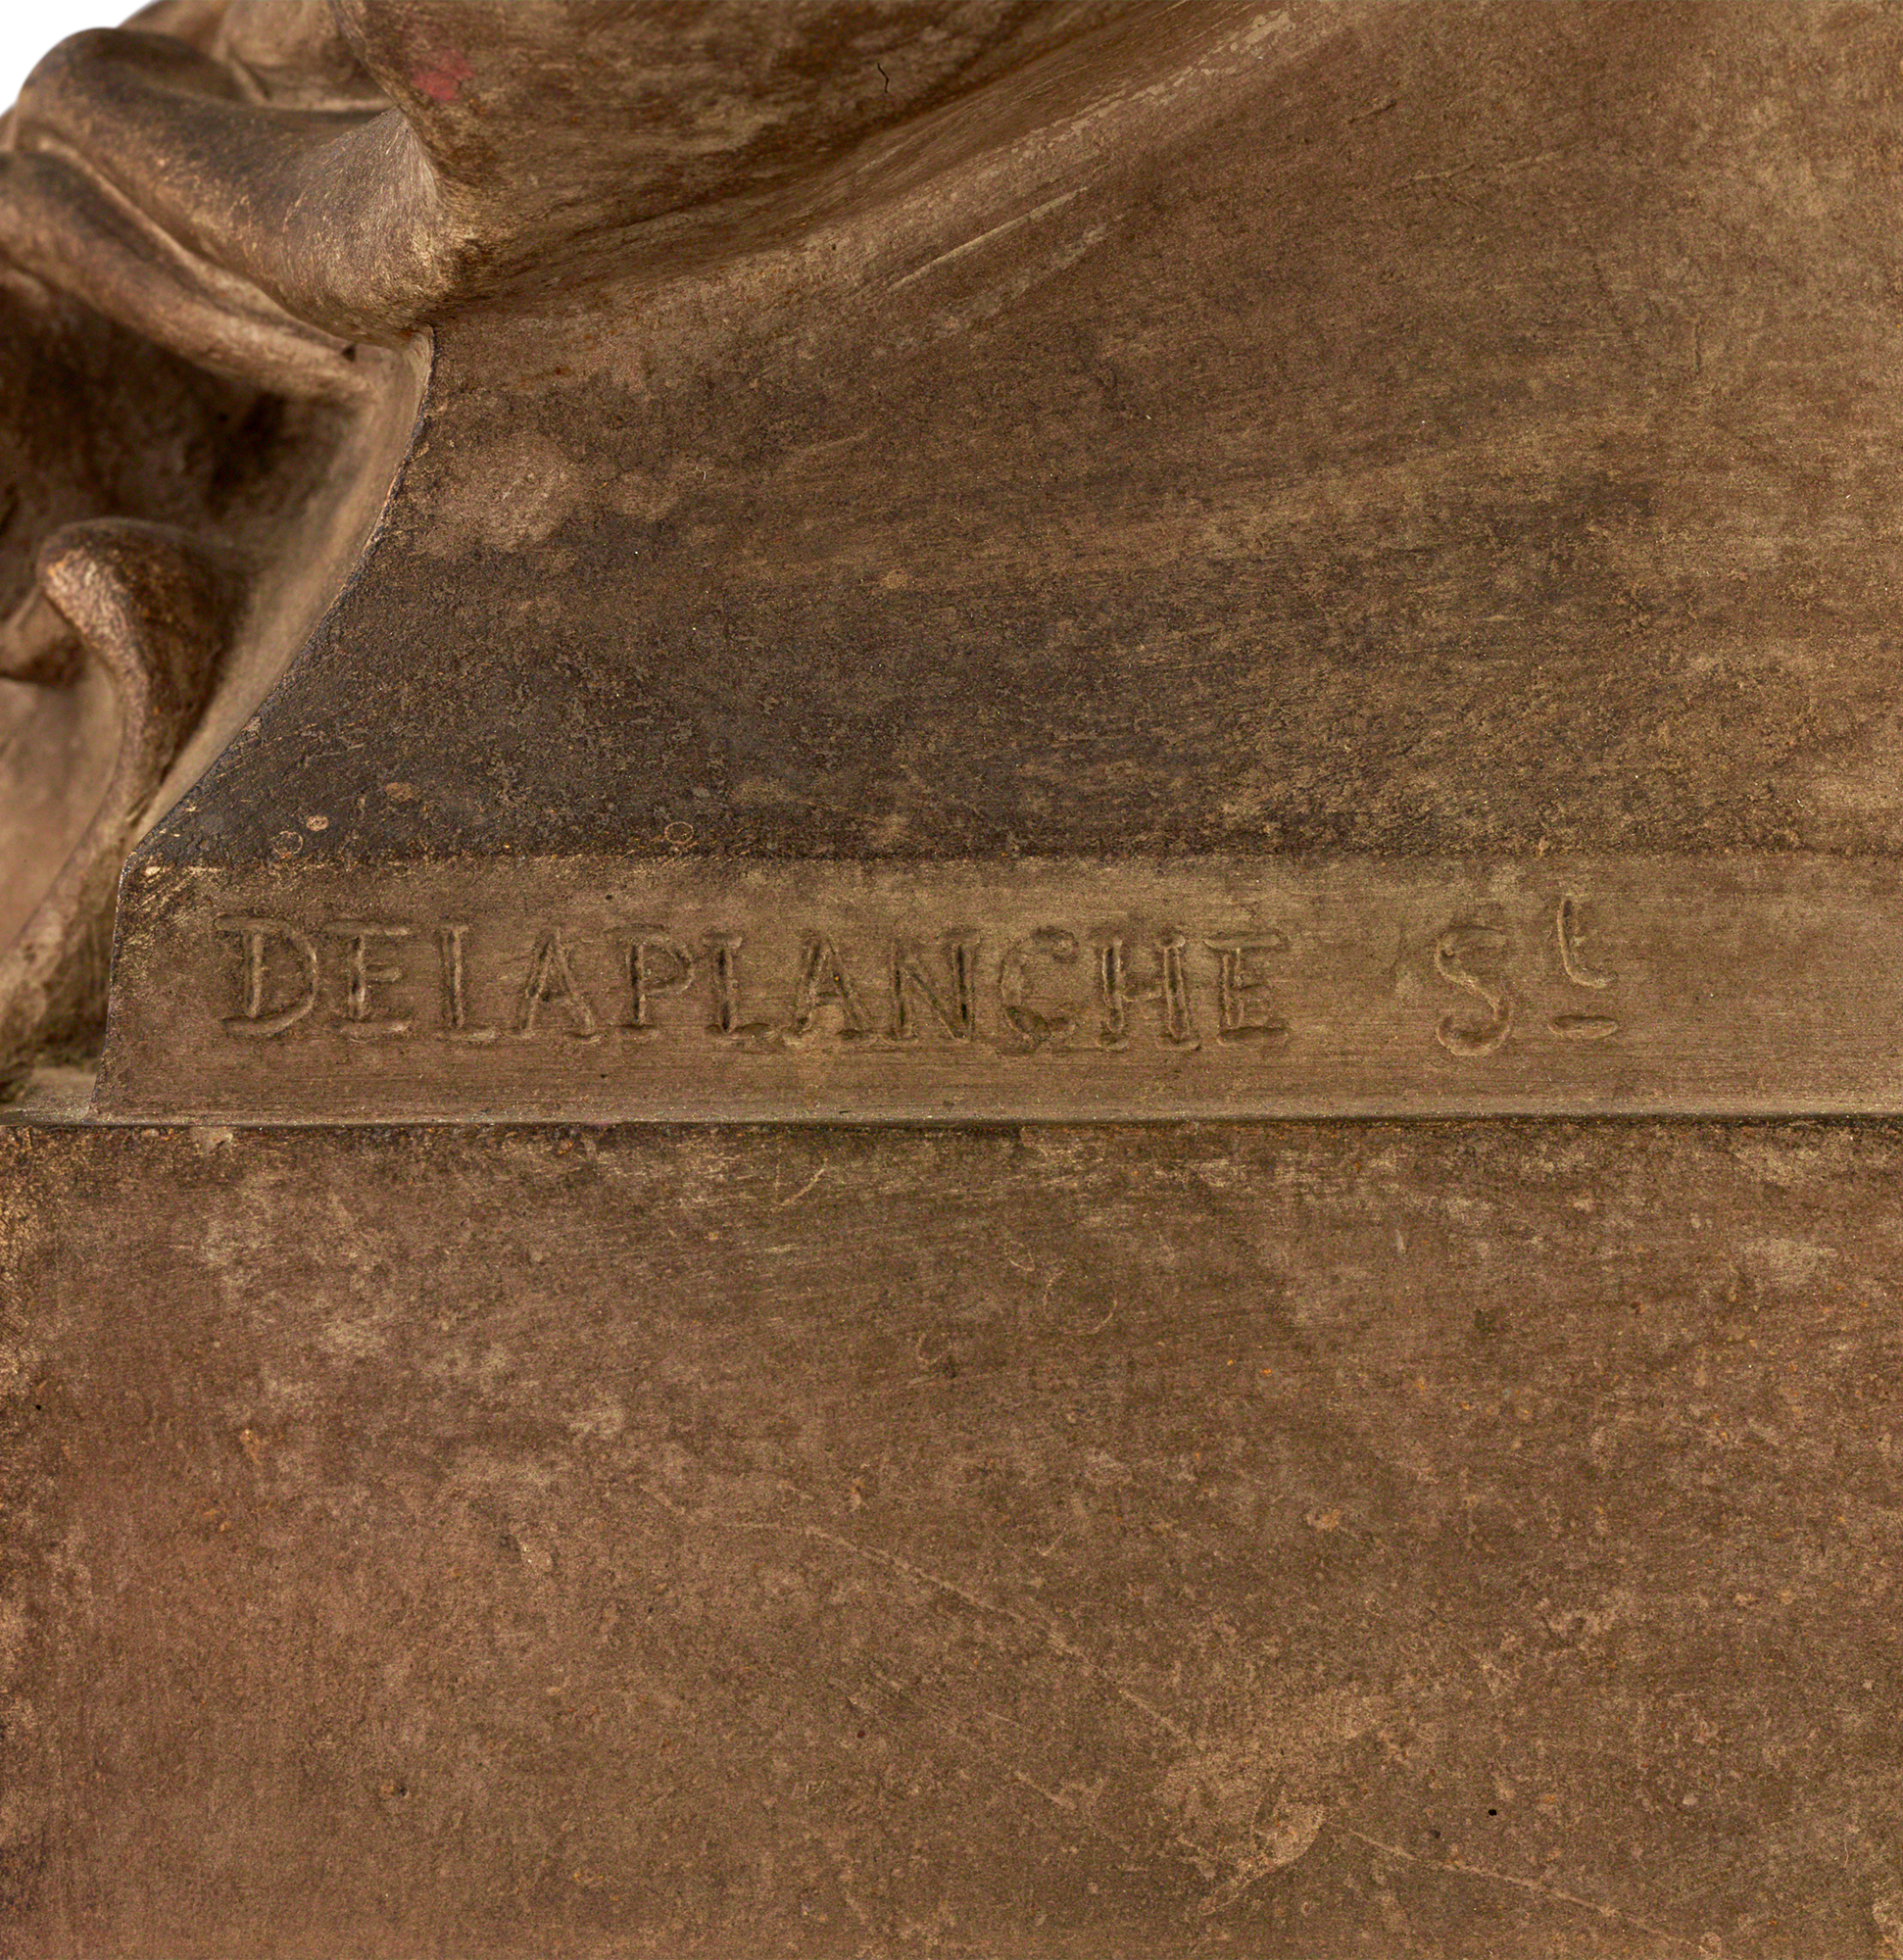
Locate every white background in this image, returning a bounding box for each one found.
[1,5,123,108]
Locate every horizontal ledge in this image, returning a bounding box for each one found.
[95,852,1903,1122]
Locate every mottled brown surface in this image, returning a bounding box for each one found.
[153,0,1903,871]
[10,5,1903,1955]
[5,1118,1903,1955]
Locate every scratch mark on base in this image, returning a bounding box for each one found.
[1331,1824,1696,1948]
[774,1161,829,1208]
[841,1662,1147,1862]
[1011,1770,1138,1854]
[804,1523,1191,1744]
[634,1486,1190,1744]
[891,189,1085,291]
[1377,148,1561,198]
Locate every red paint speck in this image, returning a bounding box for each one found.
[413,48,473,104]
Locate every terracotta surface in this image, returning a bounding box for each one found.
[4,1119,1902,1956]
[6,6,1903,1954]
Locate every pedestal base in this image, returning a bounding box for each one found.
[3,1118,1896,1956]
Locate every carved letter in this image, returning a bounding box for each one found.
[437,924,498,1044]
[328,921,412,1035]
[1206,933,1292,1041]
[998,928,1083,1047]
[789,935,870,1038]
[704,932,765,1037]
[1555,894,1616,989]
[1552,1011,1621,1041]
[218,915,318,1036]
[517,930,600,1038]
[1551,893,1620,1040]
[1434,923,1514,1055]
[1098,933,1197,1048]
[625,928,695,1032]
[889,934,977,1041]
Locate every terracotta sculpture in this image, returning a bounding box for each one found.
[0,0,1144,1073]
[15,8,1903,1956]
[0,0,1090,1074]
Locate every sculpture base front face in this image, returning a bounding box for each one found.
[3,1118,1897,1957]
[94,1,1903,1127]
[9,11,1903,1958]
[94,852,1903,1120]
